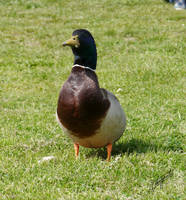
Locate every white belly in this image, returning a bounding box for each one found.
[56,91,126,148]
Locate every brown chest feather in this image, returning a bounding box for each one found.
[57,67,110,138]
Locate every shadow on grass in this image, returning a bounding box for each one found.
[86,138,184,160]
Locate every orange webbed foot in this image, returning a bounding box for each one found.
[106,143,112,162]
[74,143,79,159]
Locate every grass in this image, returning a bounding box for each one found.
[0,0,185,199]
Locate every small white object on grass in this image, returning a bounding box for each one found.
[116,88,123,93]
[38,156,55,163]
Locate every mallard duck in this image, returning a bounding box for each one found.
[57,29,126,161]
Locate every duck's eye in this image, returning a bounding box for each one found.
[73,38,76,40]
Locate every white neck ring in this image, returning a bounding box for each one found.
[73,64,95,72]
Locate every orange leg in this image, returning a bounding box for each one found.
[106,143,112,161]
[74,143,79,159]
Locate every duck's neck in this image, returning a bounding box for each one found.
[74,55,97,70]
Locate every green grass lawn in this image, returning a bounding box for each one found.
[0,0,185,199]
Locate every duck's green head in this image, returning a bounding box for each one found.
[63,29,97,70]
